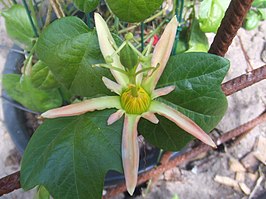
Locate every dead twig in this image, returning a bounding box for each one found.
[238,35,254,73]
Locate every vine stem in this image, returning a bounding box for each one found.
[136,18,167,49]
[21,0,39,37]
[118,9,165,34]
[28,0,41,35]
[0,0,9,9]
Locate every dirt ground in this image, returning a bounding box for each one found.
[0,15,266,199]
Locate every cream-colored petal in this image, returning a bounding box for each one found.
[149,101,216,148]
[143,16,178,92]
[142,112,159,124]
[94,13,128,86]
[102,76,122,95]
[151,85,175,99]
[41,96,121,118]
[122,114,140,195]
[107,110,124,125]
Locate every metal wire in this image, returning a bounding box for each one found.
[141,22,145,51]
[172,0,184,55]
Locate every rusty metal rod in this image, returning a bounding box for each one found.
[208,0,254,56]
[222,65,266,96]
[0,171,20,196]
[105,111,266,198]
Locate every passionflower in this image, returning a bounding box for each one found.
[41,13,216,195]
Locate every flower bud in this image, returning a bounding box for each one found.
[120,43,138,70]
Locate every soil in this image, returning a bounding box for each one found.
[0,11,266,199]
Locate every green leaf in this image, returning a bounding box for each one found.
[30,61,60,90]
[21,110,123,199]
[175,27,189,54]
[106,0,163,22]
[73,0,99,13]
[243,10,261,30]
[2,74,62,112]
[187,18,209,52]
[199,0,230,33]
[36,16,112,98]
[34,186,50,199]
[258,8,266,20]
[252,0,266,8]
[1,5,36,49]
[175,17,208,54]
[140,53,229,151]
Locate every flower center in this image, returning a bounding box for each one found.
[121,86,151,114]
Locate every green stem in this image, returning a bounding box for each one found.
[114,16,119,32]
[21,0,39,37]
[87,12,91,28]
[136,18,167,49]
[128,42,144,58]
[28,0,41,34]
[118,9,165,34]
[6,0,12,6]
[172,0,184,55]
[93,64,127,75]
[23,41,37,74]
[141,22,145,51]
[144,9,164,23]
[131,85,138,97]
[44,4,53,28]
[111,41,126,57]
[135,66,156,77]
[0,0,9,8]
[11,0,17,4]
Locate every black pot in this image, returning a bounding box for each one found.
[2,45,161,187]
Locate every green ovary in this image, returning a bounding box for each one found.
[121,86,151,114]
